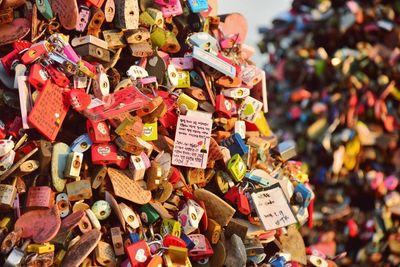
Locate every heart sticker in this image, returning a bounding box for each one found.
[148,56,158,67]
[243,104,254,116]
[135,248,147,263]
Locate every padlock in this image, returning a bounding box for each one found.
[119,202,140,229]
[104,0,116,22]
[216,94,237,118]
[91,165,108,189]
[205,218,221,245]
[3,240,30,267]
[220,34,241,49]
[222,133,249,156]
[74,43,110,64]
[177,71,191,88]
[124,28,151,44]
[56,193,70,218]
[71,35,108,50]
[110,227,125,256]
[87,7,105,37]
[238,96,263,123]
[91,200,111,220]
[177,93,198,111]
[95,241,117,267]
[160,1,183,18]
[126,239,151,267]
[115,116,144,138]
[187,0,208,13]
[171,57,193,70]
[146,8,164,27]
[114,0,139,29]
[275,140,297,161]
[129,155,146,181]
[28,63,49,91]
[64,152,83,179]
[71,134,93,153]
[177,199,204,234]
[244,238,264,256]
[150,27,180,54]
[91,143,119,165]
[188,32,218,53]
[102,30,127,49]
[66,180,93,202]
[26,242,55,254]
[84,87,151,122]
[76,5,91,32]
[21,41,50,64]
[154,0,178,7]
[161,219,181,237]
[293,183,312,209]
[26,186,54,209]
[42,60,70,87]
[227,154,246,182]
[87,120,111,144]
[0,177,17,209]
[28,81,70,141]
[166,246,188,265]
[188,234,214,261]
[79,214,93,233]
[86,208,102,229]
[68,89,91,112]
[7,117,23,139]
[222,87,250,99]
[192,47,236,78]
[140,203,160,225]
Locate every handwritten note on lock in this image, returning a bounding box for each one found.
[172,115,212,169]
[251,184,297,231]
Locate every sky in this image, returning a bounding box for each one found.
[219,0,292,66]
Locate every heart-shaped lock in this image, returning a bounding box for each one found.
[68,89,91,112]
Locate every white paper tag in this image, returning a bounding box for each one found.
[251,184,298,230]
[172,115,212,169]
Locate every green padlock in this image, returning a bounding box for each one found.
[227,154,246,182]
[161,219,181,237]
[140,203,160,225]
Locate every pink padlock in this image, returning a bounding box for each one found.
[170,57,193,70]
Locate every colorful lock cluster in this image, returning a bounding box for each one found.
[0,0,341,267]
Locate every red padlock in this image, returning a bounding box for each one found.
[21,41,49,64]
[188,234,214,261]
[67,89,91,111]
[14,141,38,162]
[114,151,130,170]
[28,63,49,91]
[91,143,119,165]
[157,91,177,129]
[7,116,22,138]
[237,191,251,215]
[126,240,151,267]
[44,62,70,87]
[1,49,20,74]
[163,235,186,248]
[26,186,55,209]
[87,120,111,143]
[224,186,240,204]
[216,94,237,118]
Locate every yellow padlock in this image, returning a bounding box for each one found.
[177,93,198,111]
